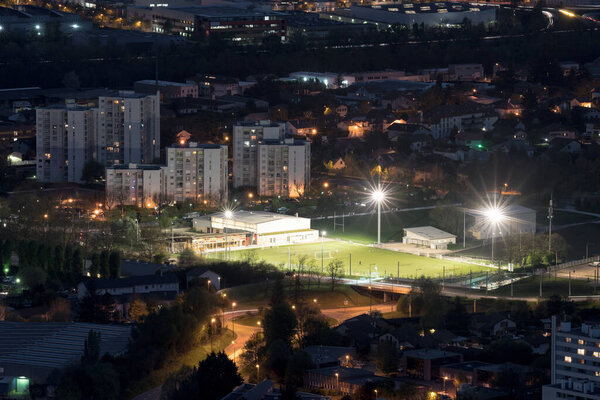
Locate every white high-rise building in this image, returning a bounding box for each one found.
[105,164,166,208]
[67,107,97,183]
[232,120,310,198]
[165,141,228,204]
[36,91,160,183]
[96,92,160,167]
[543,318,600,400]
[36,106,68,183]
[232,120,285,189]
[257,139,310,198]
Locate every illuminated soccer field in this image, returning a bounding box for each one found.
[220,241,492,279]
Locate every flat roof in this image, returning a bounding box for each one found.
[354,2,490,14]
[135,79,194,87]
[207,210,309,225]
[403,349,461,359]
[169,6,282,18]
[404,226,456,240]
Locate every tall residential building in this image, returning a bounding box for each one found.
[233,120,285,189]
[165,141,228,204]
[257,139,310,198]
[36,91,160,183]
[96,92,160,167]
[105,164,166,208]
[67,107,97,183]
[36,106,68,182]
[543,318,600,400]
[233,120,310,198]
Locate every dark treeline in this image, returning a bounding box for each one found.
[2,23,600,89]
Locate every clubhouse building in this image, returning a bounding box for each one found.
[403,226,457,250]
[190,211,319,252]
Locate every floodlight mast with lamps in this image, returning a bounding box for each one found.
[371,189,385,245]
[224,210,233,260]
[484,207,505,265]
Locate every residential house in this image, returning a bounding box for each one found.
[186,267,222,290]
[517,335,550,355]
[304,346,356,368]
[550,138,581,153]
[379,324,421,351]
[421,104,498,139]
[325,157,346,170]
[336,314,379,349]
[120,260,175,277]
[440,361,493,386]
[305,367,389,395]
[338,117,371,138]
[222,380,330,400]
[402,349,463,381]
[494,99,523,118]
[470,313,516,337]
[286,120,318,136]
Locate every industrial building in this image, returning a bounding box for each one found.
[321,2,496,28]
[126,6,287,43]
[191,210,318,251]
[403,226,457,250]
[0,5,92,35]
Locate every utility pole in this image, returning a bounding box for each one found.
[548,198,554,252]
[539,271,543,298]
[569,271,572,297]
[463,209,466,248]
[349,253,352,276]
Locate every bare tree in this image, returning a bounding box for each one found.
[327,258,344,291]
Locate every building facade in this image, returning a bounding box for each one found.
[134,80,198,102]
[36,91,160,184]
[233,120,310,198]
[105,164,166,208]
[36,106,68,182]
[543,319,600,400]
[96,92,160,168]
[165,142,228,203]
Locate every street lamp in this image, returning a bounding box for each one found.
[231,302,237,335]
[256,364,260,381]
[321,231,326,273]
[210,317,216,352]
[443,376,449,393]
[335,372,339,391]
[371,189,385,245]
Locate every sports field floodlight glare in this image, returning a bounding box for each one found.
[370,187,386,245]
[484,207,504,224]
[224,210,233,219]
[372,190,385,203]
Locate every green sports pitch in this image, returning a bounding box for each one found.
[218,241,492,279]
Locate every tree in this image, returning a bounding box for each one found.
[72,247,84,283]
[129,298,149,322]
[326,258,344,291]
[81,161,105,183]
[99,250,110,278]
[82,330,101,365]
[178,248,201,268]
[196,352,242,400]
[263,303,297,347]
[375,340,398,374]
[20,267,46,291]
[108,251,121,279]
[285,350,313,387]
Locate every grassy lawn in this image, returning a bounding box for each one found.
[491,276,596,297]
[126,330,234,398]
[223,280,382,309]
[235,315,261,327]
[311,209,433,244]
[221,241,491,279]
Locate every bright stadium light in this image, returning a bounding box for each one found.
[371,188,386,245]
[224,210,233,219]
[483,206,505,266]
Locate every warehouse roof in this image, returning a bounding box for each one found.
[404,226,456,240]
[0,322,131,381]
[208,210,308,225]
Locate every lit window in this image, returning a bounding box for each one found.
[593,352,600,358]
[579,339,585,345]
[564,356,572,363]
[566,338,572,343]
[578,349,585,356]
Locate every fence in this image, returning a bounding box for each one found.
[547,256,600,273]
